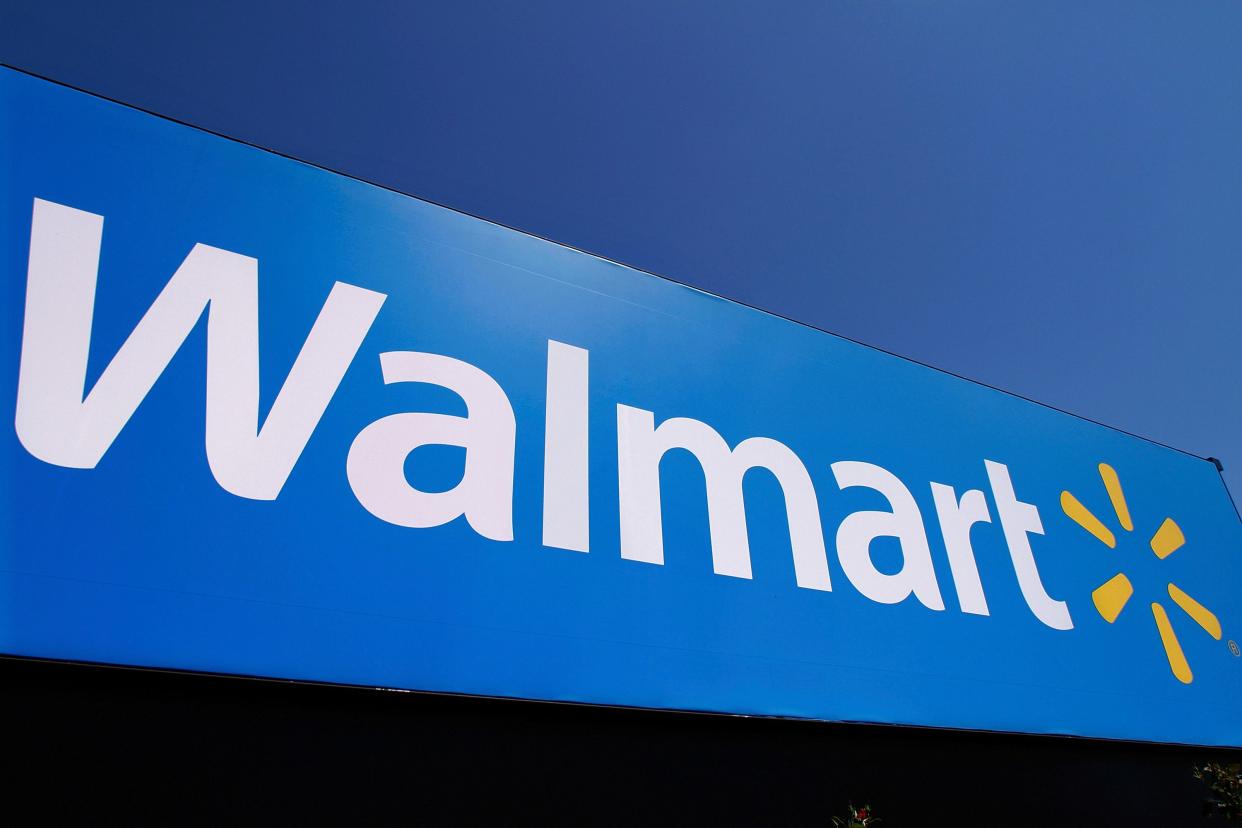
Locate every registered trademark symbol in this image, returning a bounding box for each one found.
[1229,640,1240,658]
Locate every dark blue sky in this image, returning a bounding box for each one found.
[2,1,1239,497]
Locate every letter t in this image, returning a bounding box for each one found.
[985,460,1073,630]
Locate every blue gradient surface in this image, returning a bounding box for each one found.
[2,1,1237,499]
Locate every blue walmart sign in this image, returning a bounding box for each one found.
[2,67,1240,746]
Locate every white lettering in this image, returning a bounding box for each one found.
[346,351,516,541]
[985,460,1073,630]
[930,482,992,616]
[831,461,944,610]
[15,198,385,500]
[617,405,831,590]
[542,341,590,552]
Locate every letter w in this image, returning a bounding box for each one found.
[15,198,386,500]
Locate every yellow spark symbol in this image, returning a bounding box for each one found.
[1062,463,1221,684]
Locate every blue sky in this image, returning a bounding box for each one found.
[2,1,1239,499]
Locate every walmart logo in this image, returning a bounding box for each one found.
[12,198,1234,695]
[1062,464,1223,684]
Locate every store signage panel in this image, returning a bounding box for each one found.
[3,68,1240,746]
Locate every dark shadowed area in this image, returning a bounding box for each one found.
[1,657,1231,825]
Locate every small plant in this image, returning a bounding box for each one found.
[832,802,879,827]
[1195,762,1242,823]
